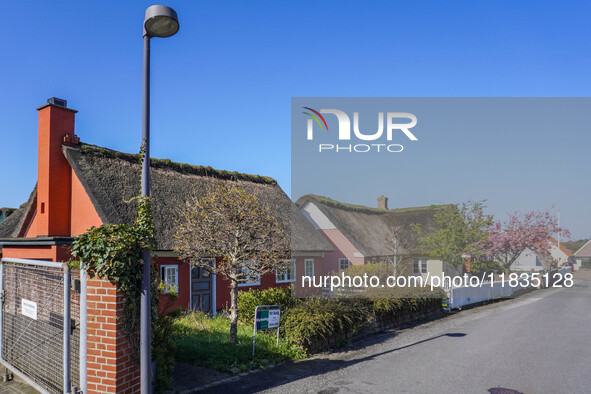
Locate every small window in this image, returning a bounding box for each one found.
[190,258,215,278]
[238,262,261,287]
[412,259,428,274]
[160,265,178,294]
[276,259,296,283]
[304,259,314,278]
[200,258,215,278]
[339,258,351,271]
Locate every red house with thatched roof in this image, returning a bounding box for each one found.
[0,98,332,314]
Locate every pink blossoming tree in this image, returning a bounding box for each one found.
[483,210,570,273]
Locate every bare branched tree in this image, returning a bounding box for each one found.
[173,181,290,344]
[383,225,411,276]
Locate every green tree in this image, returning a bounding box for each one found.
[412,201,493,270]
[173,181,290,344]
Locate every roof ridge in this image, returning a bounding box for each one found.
[303,194,448,214]
[76,143,278,185]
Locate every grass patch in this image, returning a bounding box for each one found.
[172,312,306,374]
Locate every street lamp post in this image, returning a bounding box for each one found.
[141,5,179,393]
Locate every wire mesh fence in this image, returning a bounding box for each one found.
[1,260,81,393]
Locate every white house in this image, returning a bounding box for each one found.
[512,237,573,272]
[574,239,591,270]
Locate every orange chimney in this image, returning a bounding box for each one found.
[36,98,78,236]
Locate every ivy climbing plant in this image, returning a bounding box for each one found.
[70,195,156,357]
[69,144,176,390]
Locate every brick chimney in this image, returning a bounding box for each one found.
[378,195,388,210]
[36,98,78,236]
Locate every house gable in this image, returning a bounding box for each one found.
[575,239,591,257]
[70,168,103,236]
[297,194,445,258]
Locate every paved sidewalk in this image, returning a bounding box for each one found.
[0,374,38,394]
[167,363,232,393]
[574,268,591,281]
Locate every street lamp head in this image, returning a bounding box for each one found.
[144,5,179,38]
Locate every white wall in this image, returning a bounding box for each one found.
[447,267,571,309]
[512,248,543,272]
[549,242,570,266]
[448,279,528,309]
[513,243,573,271]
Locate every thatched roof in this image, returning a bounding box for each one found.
[0,188,37,239]
[0,144,332,254]
[296,194,449,257]
[0,209,24,238]
[0,208,16,223]
[61,144,332,253]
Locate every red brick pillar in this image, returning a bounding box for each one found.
[86,279,140,393]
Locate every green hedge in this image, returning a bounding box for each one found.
[237,286,299,322]
[237,285,443,354]
[281,298,370,352]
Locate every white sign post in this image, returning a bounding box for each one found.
[252,304,281,357]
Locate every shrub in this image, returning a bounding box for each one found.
[342,263,393,281]
[237,286,299,322]
[153,314,176,392]
[360,286,443,322]
[281,298,371,352]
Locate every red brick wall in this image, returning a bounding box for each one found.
[86,279,140,394]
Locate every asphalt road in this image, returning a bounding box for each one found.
[207,276,591,394]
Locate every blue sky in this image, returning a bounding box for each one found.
[1,1,590,238]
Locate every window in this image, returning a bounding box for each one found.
[189,258,215,278]
[304,259,314,278]
[238,263,261,287]
[199,258,215,278]
[276,260,296,283]
[412,258,428,274]
[160,265,178,294]
[339,258,351,271]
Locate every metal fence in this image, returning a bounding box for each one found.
[0,258,86,394]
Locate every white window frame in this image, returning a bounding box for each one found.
[160,265,179,294]
[304,259,314,278]
[276,259,296,283]
[412,258,428,274]
[238,262,261,287]
[339,258,351,271]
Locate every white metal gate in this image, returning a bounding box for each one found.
[0,258,86,394]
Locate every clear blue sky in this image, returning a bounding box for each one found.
[1,1,590,238]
